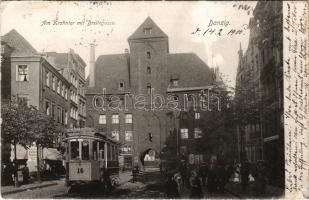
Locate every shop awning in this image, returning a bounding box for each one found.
[42,148,62,160]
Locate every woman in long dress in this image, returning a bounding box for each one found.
[190,170,203,198]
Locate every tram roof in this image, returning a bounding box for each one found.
[63,128,120,145]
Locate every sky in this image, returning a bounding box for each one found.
[1,1,257,87]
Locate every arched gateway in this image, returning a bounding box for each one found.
[140,148,160,170]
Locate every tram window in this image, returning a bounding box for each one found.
[93,141,98,160]
[112,145,115,161]
[107,143,111,161]
[99,142,105,160]
[71,141,79,160]
[81,140,89,160]
[116,146,119,158]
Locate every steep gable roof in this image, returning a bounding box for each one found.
[1,29,38,57]
[86,54,130,94]
[166,53,215,88]
[128,17,168,41]
[45,52,68,68]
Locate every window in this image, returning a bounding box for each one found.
[52,76,56,91]
[194,128,202,139]
[61,109,65,124]
[195,112,200,120]
[57,80,61,94]
[143,28,152,35]
[147,83,151,95]
[81,140,89,160]
[147,66,151,74]
[125,131,133,141]
[180,128,188,139]
[92,141,98,160]
[64,88,68,100]
[99,114,106,124]
[148,132,153,142]
[70,141,79,160]
[121,145,132,154]
[255,55,259,69]
[99,142,105,160]
[112,114,119,124]
[51,104,56,120]
[45,71,49,86]
[17,95,29,106]
[111,130,119,141]
[119,81,124,91]
[62,85,65,97]
[64,110,68,125]
[171,79,178,87]
[146,51,151,59]
[57,106,61,123]
[125,114,132,123]
[45,100,50,115]
[17,65,28,81]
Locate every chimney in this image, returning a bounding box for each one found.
[124,48,131,85]
[89,43,96,87]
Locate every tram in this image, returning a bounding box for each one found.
[63,128,120,189]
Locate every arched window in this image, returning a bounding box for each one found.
[147,83,151,94]
[146,51,151,59]
[147,65,151,74]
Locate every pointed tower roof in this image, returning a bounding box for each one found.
[128,17,168,41]
[1,29,38,56]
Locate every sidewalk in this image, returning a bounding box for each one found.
[1,179,61,196]
[225,181,284,198]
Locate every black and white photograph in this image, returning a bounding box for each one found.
[0,1,308,199]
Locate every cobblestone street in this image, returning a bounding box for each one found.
[3,171,236,199]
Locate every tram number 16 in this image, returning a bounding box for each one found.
[77,168,84,174]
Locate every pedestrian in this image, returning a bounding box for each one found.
[132,165,139,183]
[22,163,29,184]
[207,161,216,192]
[179,162,187,188]
[226,164,234,182]
[103,167,112,192]
[254,162,266,195]
[241,162,250,192]
[199,163,208,187]
[165,173,180,198]
[2,163,14,186]
[190,170,203,198]
[216,163,226,192]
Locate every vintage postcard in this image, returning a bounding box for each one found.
[0,1,308,199]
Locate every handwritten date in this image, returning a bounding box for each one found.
[191,27,245,36]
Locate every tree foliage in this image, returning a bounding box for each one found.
[2,97,37,148]
[1,96,65,150]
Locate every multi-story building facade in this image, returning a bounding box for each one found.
[235,17,263,163]
[254,1,284,187]
[1,30,71,127]
[86,17,216,169]
[235,1,283,187]
[44,50,87,128]
[1,30,73,170]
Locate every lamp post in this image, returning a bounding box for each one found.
[149,112,162,157]
[173,111,180,157]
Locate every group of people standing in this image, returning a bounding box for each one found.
[1,162,29,186]
[164,159,268,198]
[164,160,239,198]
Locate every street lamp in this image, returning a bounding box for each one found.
[172,111,180,156]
